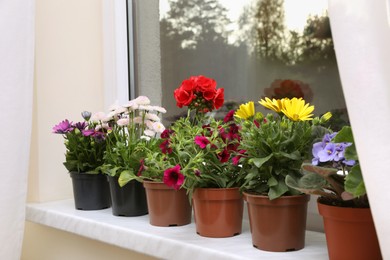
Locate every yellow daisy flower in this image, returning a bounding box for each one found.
[235,101,255,119]
[259,97,285,113]
[281,97,314,121]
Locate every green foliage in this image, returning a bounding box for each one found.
[62,128,106,174]
[238,113,319,199]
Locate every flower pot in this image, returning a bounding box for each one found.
[143,181,192,226]
[69,172,111,210]
[244,193,310,252]
[318,200,382,260]
[192,187,243,238]
[107,176,148,216]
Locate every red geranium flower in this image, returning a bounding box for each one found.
[213,88,224,109]
[163,164,185,190]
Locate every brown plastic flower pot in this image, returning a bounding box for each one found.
[143,181,192,227]
[193,187,243,238]
[244,193,310,252]
[318,200,382,260]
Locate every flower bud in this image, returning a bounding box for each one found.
[320,112,332,124]
[81,111,92,121]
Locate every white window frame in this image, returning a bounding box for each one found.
[102,0,135,109]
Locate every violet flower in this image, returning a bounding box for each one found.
[52,119,74,134]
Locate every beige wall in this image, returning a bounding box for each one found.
[24,0,160,258]
[28,0,105,203]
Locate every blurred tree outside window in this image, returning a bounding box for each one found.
[159,0,349,130]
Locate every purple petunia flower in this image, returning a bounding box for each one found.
[52,119,74,134]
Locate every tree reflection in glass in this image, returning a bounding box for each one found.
[160,0,349,130]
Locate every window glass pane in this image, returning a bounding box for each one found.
[160,0,349,129]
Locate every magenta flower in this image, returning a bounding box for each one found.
[163,165,185,190]
[194,135,210,149]
[52,119,74,134]
[137,159,145,176]
[232,150,246,165]
[160,139,172,154]
[82,129,95,137]
[223,109,235,123]
[217,148,230,163]
[160,129,174,139]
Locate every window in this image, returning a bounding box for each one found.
[159,0,349,129]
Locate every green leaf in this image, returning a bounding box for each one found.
[345,165,366,197]
[333,126,353,143]
[267,176,278,187]
[118,169,136,187]
[251,154,273,168]
[268,180,289,200]
[279,151,301,160]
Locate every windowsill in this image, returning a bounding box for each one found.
[26,199,329,260]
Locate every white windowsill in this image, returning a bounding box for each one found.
[26,199,329,260]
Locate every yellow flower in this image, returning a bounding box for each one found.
[259,97,285,113]
[281,97,314,121]
[235,101,255,119]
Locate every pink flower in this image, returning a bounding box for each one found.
[194,136,210,149]
[232,150,246,166]
[163,165,185,190]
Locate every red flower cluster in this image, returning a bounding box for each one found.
[174,75,224,113]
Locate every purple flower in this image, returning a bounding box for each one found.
[317,143,337,163]
[82,129,95,137]
[52,120,74,134]
[74,121,87,131]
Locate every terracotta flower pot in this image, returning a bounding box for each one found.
[244,193,310,252]
[192,187,243,238]
[143,181,192,227]
[69,172,111,210]
[107,176,148,217]
[318,200,382,260]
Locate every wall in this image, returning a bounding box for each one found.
[23,0,160,259]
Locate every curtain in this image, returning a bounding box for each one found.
[0,0,35,259]
[329,1,390,259]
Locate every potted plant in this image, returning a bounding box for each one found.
[234,97,331,251]
[140,75,244,237]
[52,111,111,210]
[286,126,382,259]
[101,96,166,217]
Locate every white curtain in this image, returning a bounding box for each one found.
[329,0,390,259]
[0,0,35,259]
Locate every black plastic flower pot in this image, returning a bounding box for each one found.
[69,172,111,210]
[107,176,148,217]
